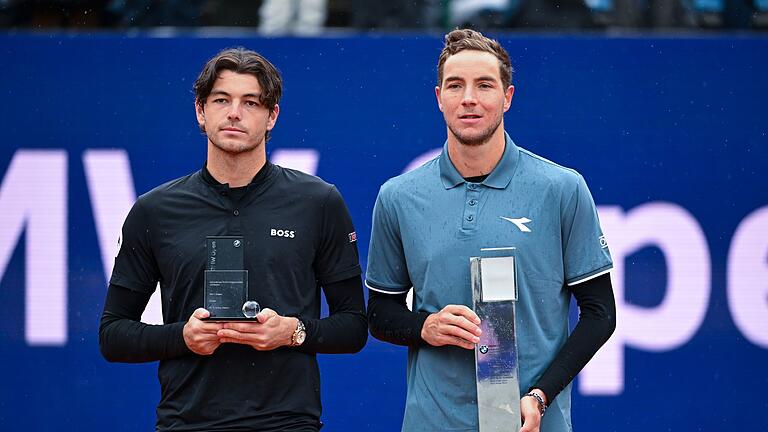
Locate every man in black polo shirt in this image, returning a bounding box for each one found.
[99,47,367,431]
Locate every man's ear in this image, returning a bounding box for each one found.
[503,85,515,112]
[195,101,206,129]
[435,86,444,112]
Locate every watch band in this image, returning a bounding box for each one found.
[290,319,306,347]
[524,392,546,416]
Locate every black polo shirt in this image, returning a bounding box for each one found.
[110,161,362,431]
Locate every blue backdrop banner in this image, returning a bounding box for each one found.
[0,33,766,431]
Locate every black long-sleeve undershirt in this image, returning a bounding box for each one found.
[99,284,189,362]
[100,275,368,363]
[299,275,369,355]
[367,273,616,404]
[368,290,431,346]
[533,274,616,402]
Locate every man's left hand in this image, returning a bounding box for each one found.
[217,308,298,351]
[520,389,547,432]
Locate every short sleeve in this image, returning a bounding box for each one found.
[313,186,362,285]
[562,174,613,286]
[109,198,160,294]
[365,185,412,294]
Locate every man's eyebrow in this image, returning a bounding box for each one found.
[209,90,262,98]
[443,76,499,83]
[474,75,499,83]
[444,76,465,82]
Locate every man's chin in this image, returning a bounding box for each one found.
[210,138,261,155]
[450,123,501,147]
[455,132,493,147]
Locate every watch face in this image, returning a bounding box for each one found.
[296,331,306,345]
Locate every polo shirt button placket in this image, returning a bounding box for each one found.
[463,183,481,230]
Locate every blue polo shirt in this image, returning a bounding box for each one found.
[366,133,613,432]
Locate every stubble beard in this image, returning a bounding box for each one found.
[448,111,503,147]
[208,125,264,156]
[210,137,261,155]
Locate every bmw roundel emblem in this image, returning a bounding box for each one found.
[479,345,489,354]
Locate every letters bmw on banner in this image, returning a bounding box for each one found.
[0,34,765,431]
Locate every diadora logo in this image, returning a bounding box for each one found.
[501,216,532,233]
[270,228,295,238]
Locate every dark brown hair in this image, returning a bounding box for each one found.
[194,47,282,138]
[437,29,514,89]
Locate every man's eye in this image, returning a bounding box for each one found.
[212,98,228,104]
[245,100,260,107]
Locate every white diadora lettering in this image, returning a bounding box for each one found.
[270,229,295,238]
[501,216,532,233]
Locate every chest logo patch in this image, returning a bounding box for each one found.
[501,216,532,233]
[270,228,295,238]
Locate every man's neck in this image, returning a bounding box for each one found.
[206,145,266,187]
[446,127,506,178]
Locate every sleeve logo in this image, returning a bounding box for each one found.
[348,231,357,242]
[599,235,608,249]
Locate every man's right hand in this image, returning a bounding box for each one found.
[183,308,225,355]
[421,304,481,350]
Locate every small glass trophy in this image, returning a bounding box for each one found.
[471,247,521,431]
[203,236,259,321]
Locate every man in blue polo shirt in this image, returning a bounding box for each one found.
[366,29,616,432]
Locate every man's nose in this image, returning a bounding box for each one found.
[227,103,242,121]
[461,88,477,105]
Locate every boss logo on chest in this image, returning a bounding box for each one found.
[270,228,296,238]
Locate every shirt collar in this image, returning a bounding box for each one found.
[439,132,520,190]
[201,160,275,191]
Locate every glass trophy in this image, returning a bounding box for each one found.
[203,236,259,321]
[471,247,521,431]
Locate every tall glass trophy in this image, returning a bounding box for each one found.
[471,247,521,431]
[203,236,259,321]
